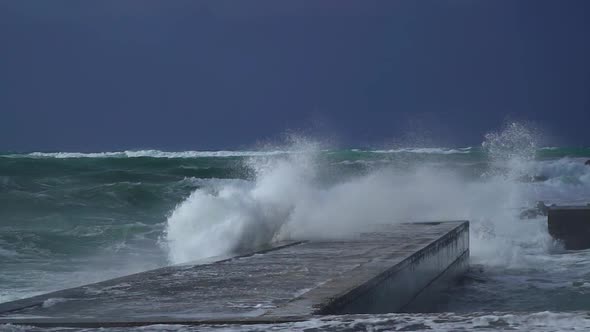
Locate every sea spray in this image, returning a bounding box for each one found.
[482,122,538,169]
[164,141,323,263]
[164,124,554,266]
[164,153,471,263]
[469,122,554,266]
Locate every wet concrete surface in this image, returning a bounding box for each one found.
[0,221,468,328]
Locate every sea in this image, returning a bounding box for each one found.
[2,124,590,331]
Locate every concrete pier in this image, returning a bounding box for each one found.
[0,221,469,328]
[548,206,590,250]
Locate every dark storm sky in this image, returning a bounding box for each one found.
[1,1,589,151]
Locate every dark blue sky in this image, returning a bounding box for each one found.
[1,1,589,151]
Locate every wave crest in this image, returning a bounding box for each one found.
[22,150,289,159]
[164,134,552,266]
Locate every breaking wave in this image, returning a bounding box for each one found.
[3,148,477,159]
[164,123,559,267]
[534,158,590,185]
[370,147,473,154]
[18,150,289,159]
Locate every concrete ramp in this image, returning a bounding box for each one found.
[0,221,469,328]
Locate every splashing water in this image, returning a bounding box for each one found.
[483,122,537,164]
[164,141,323,263]
[164,124,553,269]
[473,122,552,266]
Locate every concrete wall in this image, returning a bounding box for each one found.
[320,222,469,314]
[548,206,590,250]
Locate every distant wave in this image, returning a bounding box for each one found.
[10,150,290,159]
[2,148,476,158]
[370,147,473,154]
[3,146,587,159]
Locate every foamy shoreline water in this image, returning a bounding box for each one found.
[3,312,590,331]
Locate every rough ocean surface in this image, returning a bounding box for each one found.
[1,124,590,330]
[2,312,590,331]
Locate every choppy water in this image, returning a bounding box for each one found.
[1,126,590,330]
[3,312,590,331]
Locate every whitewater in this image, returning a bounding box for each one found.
[2,124,590,330]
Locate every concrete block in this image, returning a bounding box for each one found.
[548,206,590,250]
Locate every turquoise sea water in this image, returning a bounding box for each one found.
[1,145,590,330]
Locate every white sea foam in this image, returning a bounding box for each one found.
[164,124,556,267]
[370,147,472,154]
[515,157,590,205]
[27,312,589,331]
[5,147,478,159]
[41,297,68,308]
[535,158,590,185]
